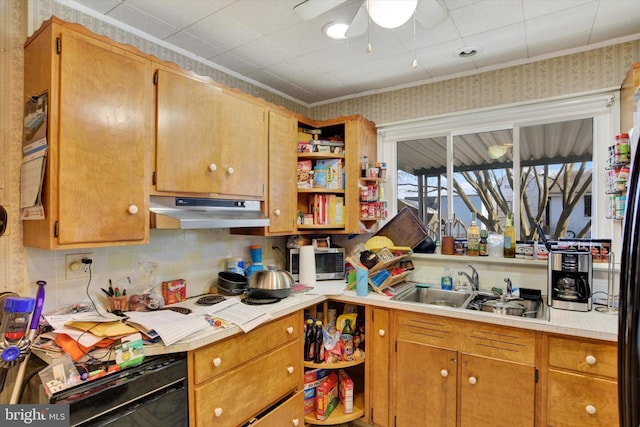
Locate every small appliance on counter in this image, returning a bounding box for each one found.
[547,250,592,312]
[288,247,345,281]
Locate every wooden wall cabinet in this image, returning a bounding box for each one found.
[154,65,267,200]
[392,311,539,427]
[296,116,376,234]
[23,17,150,249]
[188,312,303,427]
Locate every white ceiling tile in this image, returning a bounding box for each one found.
[106,3,179,39]
[71,0,121,14]
[528,31,591,57]
[524,2,598,43]
[186,10,262,51]
[125,0,230,29]
[165,31,225,59]
[228,37,295,69]
[449,0,525,37]
[211,51,261,76]
[522,0,595,19]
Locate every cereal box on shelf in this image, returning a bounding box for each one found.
[338,369,354,414]
[304,368,329,415]
[316,371,339,420]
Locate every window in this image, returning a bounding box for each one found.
[384,92,615,245]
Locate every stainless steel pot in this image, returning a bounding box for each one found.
[480,299,527,316]
[247,266,294,299]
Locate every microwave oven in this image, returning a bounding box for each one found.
[288,247,346,281]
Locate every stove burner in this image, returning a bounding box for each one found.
[242,297,281,305]
[195,294,227,306]
[162,306,192,315]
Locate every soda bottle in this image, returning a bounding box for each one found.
[314,320,325,363]
[304,318,314,361]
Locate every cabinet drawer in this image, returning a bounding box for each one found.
[193,340,302,427]
[548,335,617,378]
[547,369,618,426]
[252,390,304,427]
[191,311,301,384]
[462,322,537,364]
[395,311,458,349]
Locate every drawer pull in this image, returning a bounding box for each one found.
[226,166,234,175]
[274,209,281,216]
[440,369,449,378]
[378,329,385,337]
[128,204,138,215]
[292,419,299,426]
[287,366,294,374]
[214,407,223,417]
[586,405,596,415]
[208,163,217,172]
[213,357,222,367]
[585,355,597,365]
[468,376,477,385]
[286,326,294,334]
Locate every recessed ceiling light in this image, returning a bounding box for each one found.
[323,22,349,40]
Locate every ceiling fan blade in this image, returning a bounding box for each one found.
[345,2,368,38]
[415,0,449,29]
[293,0,349,21]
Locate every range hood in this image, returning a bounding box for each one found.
[150,196,270,229]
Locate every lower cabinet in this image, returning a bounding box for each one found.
[545,335,618,426]
[392,311,538,427]
[188,312,303,427]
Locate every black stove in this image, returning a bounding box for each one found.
[195,294,227,306]
[241,297,281,305]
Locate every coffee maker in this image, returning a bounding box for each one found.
[548,250,592,311]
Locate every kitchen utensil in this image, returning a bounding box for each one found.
[247,266,295,299]
[480,299,527,316]
[217,271,248,295]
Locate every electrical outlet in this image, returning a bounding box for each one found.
[65,253,93,280]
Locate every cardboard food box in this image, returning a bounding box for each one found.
[316,159,342,189]
[297,160,313,188]
[338,369,354,414]
[316,371,339,421]
[303,368,329,415]
[161,279,186,304]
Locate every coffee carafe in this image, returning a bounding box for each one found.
[548,250,592,311]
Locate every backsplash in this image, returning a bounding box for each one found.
[26,230,286,312]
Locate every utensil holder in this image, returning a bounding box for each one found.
[108,296,129,312]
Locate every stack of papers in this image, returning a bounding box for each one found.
[125,310,210,346]
[206,299,272,333]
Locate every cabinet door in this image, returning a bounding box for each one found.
[57,29,149,244]
[266,109,296,233]
[394,340,457,427]
[369,307,391,426]
[459,353,535,427]
[219,91,266,198]
[155,67,222,194]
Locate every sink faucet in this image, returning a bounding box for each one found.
[458,265,479,291]
[504,277,513,297]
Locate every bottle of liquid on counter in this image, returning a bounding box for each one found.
[467,213,480,256]
[503,212,516,258]
[441,267,453,290]
[314,320,325,363]
[304,318,314,361]
[341,319,354,361]
[479,229,489,257]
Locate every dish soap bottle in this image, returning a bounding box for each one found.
[441,267,453,290]
[466,213,480,256]
[479,229,489,256]
[503,212,516,258]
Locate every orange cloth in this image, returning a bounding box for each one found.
[54,333,115,361]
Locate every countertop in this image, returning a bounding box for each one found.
[141,281,618,356]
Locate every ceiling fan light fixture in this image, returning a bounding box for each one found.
[367,0,418,29]
[323,22,349,40]
[488,145,508,159]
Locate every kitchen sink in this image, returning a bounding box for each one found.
[390,285,549,320]
[390,286,474,308]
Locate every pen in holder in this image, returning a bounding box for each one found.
[108,296,128,312]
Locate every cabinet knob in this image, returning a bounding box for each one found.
[128,204,138,215]
[214,407,223,417]
[212,357,221,367]
[292,419,299,426]
[208,163,217,172]
[468,376,477,385]
[226,166,234,175]
[440,369,449,378]
[274,209,281,216]
[585,355,597,365]
[378,329,385,337]
[287,366,294,374]
[286,326,294,334]
[585,405,597,415]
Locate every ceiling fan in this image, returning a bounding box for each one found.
[293,0,449,38]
